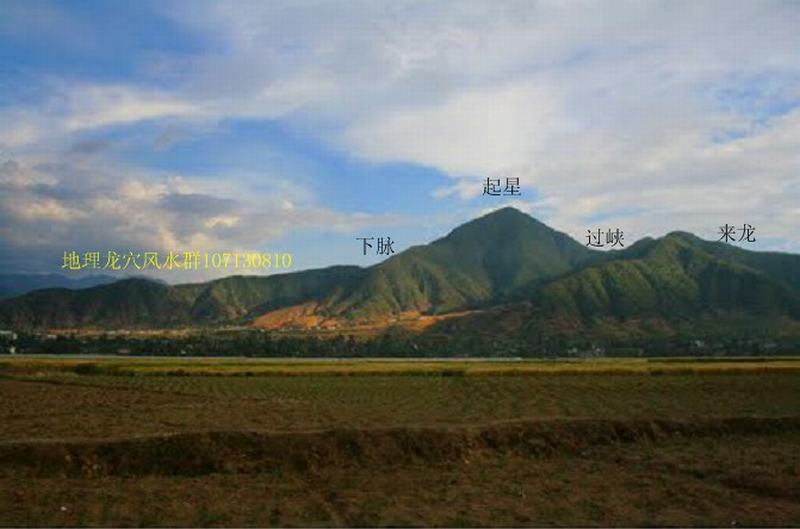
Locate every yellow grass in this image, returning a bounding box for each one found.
[2,356,800,377]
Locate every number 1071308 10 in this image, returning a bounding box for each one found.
[61,250,293,271]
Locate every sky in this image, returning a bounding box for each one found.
[1,0,799,282]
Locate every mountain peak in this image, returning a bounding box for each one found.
[484,205,527,216]
[476,206,539,223]
[5,207,800,333]
[663,230,701,242]
[443,207,548,242]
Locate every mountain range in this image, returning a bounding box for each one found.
[0,273,117,300]
[2,207,800,342]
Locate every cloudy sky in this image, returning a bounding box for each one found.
[1,0,799,281]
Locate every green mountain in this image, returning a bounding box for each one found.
[425,231,800,347]
[325,207,596,319]
[0,273,117,300]
[532,233,800,321]
[1,207,799,338]
[0,267,365,329]
[178,266,366,322]
[0,278,194,329]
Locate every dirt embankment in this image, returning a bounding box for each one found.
[1,416,798,479]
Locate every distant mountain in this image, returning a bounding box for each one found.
[2,207,800,341]
[0,273,116,300]
[178,266,366,322]
[0,267,365,329]
[0,278,192,329]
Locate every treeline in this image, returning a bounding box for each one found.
[5,329,800,358]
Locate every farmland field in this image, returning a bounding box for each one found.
[0,356,799,526]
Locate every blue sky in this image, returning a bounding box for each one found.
[1,1,799,281]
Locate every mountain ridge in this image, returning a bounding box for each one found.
[0,273,118,300]
[1,207,799,340]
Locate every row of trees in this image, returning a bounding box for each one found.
[8,329,800,358]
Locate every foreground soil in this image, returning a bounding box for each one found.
[0,366,798,526]
[2,372,799,440]
[1,428,798,527]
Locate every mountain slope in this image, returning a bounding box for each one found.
[533,234,800,321]
[181,266,366,322]
[325,207,597,319]
[0,278,194,329]
[1,207,800,334]
[0,267,366,329]
[667,232,800,293]
[425,232,800,345]
[0,273,117,300]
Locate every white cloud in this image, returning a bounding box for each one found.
[7,198,89,223]
[345,80,570,182]
[0,154,403,278]
[2,0,800,273]
[62,85,203,132]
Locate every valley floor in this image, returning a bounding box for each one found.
[0,357,798,527]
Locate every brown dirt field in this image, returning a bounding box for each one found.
[1,373,799,526]
[0,415,798,479]
[2,372,799,442]
[0,378,300,441]
[0,431,798,527]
